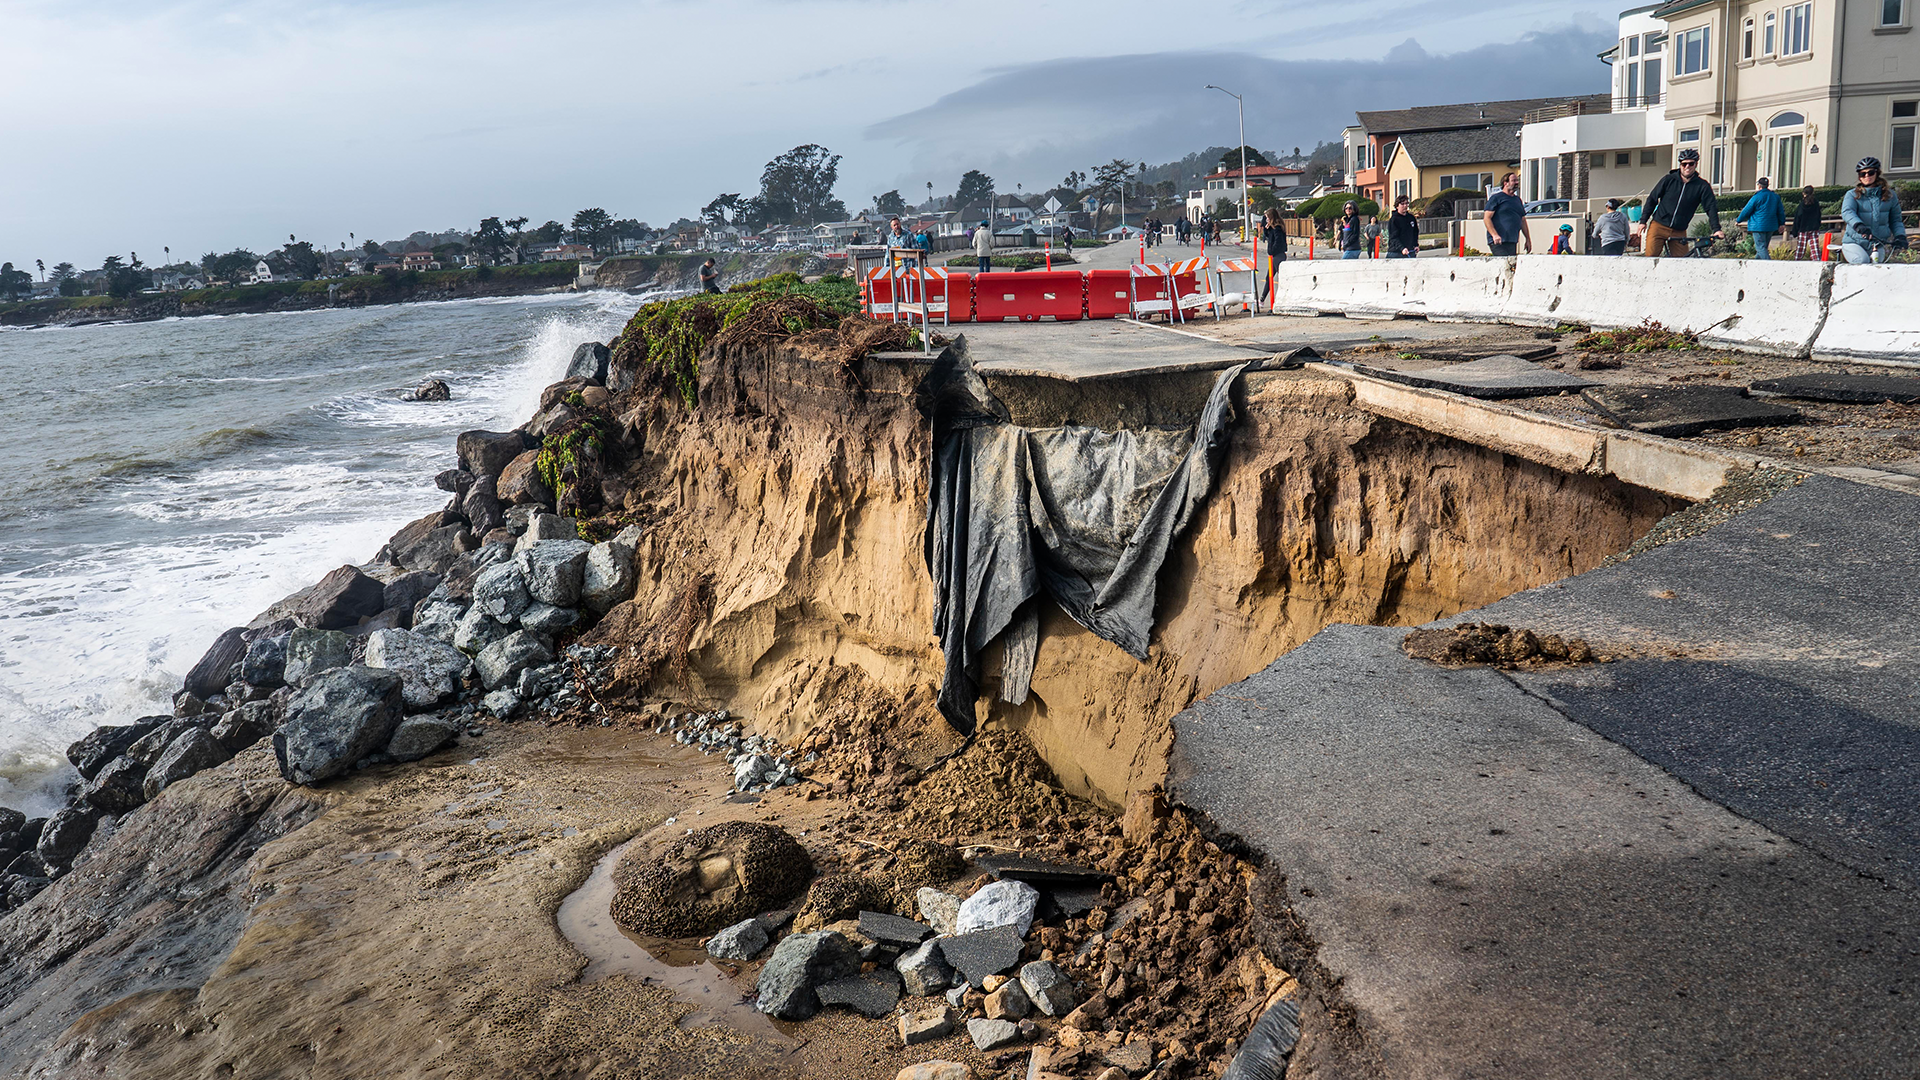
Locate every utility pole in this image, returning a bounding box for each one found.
[1206,84,1248,243]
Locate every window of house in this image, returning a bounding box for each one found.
[1764,11,1776,54]
[1641,149,1658,166]
[1743,17,1755,59]
[1644,35,1664,102]
[1618,151,1634,167]
[1784,3,1812,55]
[1395,179,1412,201]
[1592,154,1606,169]
[1711,143,1726,185]
[1894,101,1919,170]
[1679,128,1701,143]
[1881,0,1906,27]
[1676,25,1711,74]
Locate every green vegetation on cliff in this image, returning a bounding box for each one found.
[609,272,861,406]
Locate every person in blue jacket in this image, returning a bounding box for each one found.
[1841,157,1909,264]
[1736,177,1785,259]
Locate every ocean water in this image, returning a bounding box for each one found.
[0,292,642,815]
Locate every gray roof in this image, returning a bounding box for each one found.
[1395,124,1524,169]
[1358,95,1609,135]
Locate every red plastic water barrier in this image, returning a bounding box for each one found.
[1086,269,1133,318]
[973,270,1085,322]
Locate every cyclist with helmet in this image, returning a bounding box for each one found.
[1642,148,1722,256]
[1841,157,1908,264]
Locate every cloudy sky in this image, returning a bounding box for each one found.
[1,0,1614,268]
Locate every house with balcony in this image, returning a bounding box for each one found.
[1518,6,1678,205]
[1351,95,1609,207]
[1184,165,1306,223]
[1652,0,1917,191]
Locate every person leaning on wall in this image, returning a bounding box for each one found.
[1482,173,1530,256]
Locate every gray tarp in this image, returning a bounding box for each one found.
[925,352,1249,733]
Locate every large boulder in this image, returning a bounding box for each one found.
[83,756,150,815]
[497,451,552,507]
[453,605,513,656]
[411,598,466,645]
[211,700,279,753]
[525,403,580,441]
[124,718,210,767]
[581,528,641,613]
[518,603,578,636]
[473,630,553,691]
[955,879,1040,938]
[385,715,459,762]
[471,561,532,623]
[405,378,450,402]
[36,806,100,868]
[389,522,471,576]
[456,429,528,483]
[434,468,475,497]
[755,931,862,1020]
[568,341,611,384]
[516,513,577,550]
[611,821,814,937]
[284,566,389,630]
[381,571,442,623]
[461,475,505,539]
[241,633,290,688]
[66,717,168,781]
[272,666,406,785]
[363,628,471,709]
[144,726,230,800]
[282,628,352,686]
[183,627,249,699]
[517,539,591,608]
[379,511,456,566]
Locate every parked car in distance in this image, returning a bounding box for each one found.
[1525,199,1571,215]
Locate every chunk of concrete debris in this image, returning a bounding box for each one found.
[918,886,962,935]
[897,938,955,996]
[898,1004,957,1047]
[985,977,1032,1020]
[1581,384,1800,437]
[1103,1043,1154,1076]
[895,1060,970,1080]
[968,1017,1023,1052]
[815,969,903,1018]
[940,924,1027,989]
[955,879,1040,937]
[860,909,934,947]
[707,917,771,961]
[1018,960,1080,1017]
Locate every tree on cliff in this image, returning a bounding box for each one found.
[755,144,846,226]
[101,254,150,299]
[201,249,260,285]
[955,170,995,209]
[527,220,566,245]
[569,208,615,254]
[278,241,322,280]
[0,263,31,301]
[872,190,907,217]
[701,194,744,229]
[1218,147,1270,172]
[50,262,79,295]
[471,217,511,266]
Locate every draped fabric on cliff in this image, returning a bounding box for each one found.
[923,348,1249,734]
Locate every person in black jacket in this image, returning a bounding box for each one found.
[1792,185,1824,259]
[1386,196,1419,258]
[1261,209,1286,306]
[1642,148,1722,256]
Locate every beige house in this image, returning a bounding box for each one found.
[1381,125,1516,204]
[1653,0,1919,189]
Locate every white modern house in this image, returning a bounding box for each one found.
[1518,5,1678,204]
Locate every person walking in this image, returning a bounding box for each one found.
[1386,196,1419,258]
[1642,148,1721,256]
[1736,177,1785,260]
[1594,198,1631,255]
[1362,215,1382,258]
[972,218,994,274]
[1792,186,1824,259]
[1482,173,1531,256]
[699,258,721,293]
[1261,209,1287,304]
[1338,202,1365,259]
[1841,158,1908,264]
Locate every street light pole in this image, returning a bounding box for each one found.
[1206,85,1248,243]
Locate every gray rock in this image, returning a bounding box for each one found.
[581,536,638,613]
[518,602,578,636]
[211,701,278,752]
[390,523,471,576]
[518,512,578,546]
[1017,960,1079,1018]
[172,690,210,717]
[283,628,352,686]
[918,886,963,936]
[967,1017,1023,1052]
[568,341,611,384]
[411,600,465,645]
[755,930,862,1020]
[1103,1043,1154,1076]
[482,688,521,717]
[406,377,450,402]
[516,539,591,607]
[272,666,406,785]
[497,451,551,507]
[515,662,563,701]
[363,628,471,709]
[124,718,209,767]
[6,849,48,879]
[461,475,504,539]
[504,505,538,534]
[734,753,775,791]
[474,630,554,691]
[435,468,475,496]
[898,1005,957,1047]
[707,917,771,961]
[939,925,1027,989]
[83,756,149,815]
[242,633,289,688]
[144,727,229,800]
[896,937,955,996]
[35,806,100,868]
[453,605,514,656]
[860,910,934,947]
[456,429,528,483]
[0,807,23,842]
[955,878,1040,937]
[985,977,1032,1020]
[183,627,249,699]
[815,970,903,1018]
[287,565,389,630]
[66,717,167,780]
[382,571,442,623]
[471,561,532,623]
[386,715,459,762]
[4,872,49,910]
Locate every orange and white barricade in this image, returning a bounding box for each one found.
[901,266,963,326]
[1128,263,1175,320]
[1213,258,1257,317]
[1167,257,1215,321]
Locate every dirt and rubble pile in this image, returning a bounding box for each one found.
[1401,622,1598,667]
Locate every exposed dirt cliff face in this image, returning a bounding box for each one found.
[590,344,1683,808]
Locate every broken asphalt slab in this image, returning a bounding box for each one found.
[1342,354,1597,399]
[1170,476,1920,1080]
[1581,384,1801,436]
[1749,372,1920,405]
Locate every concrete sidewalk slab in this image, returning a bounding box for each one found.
[1582,384,1801,436]
[1750,372,1920,404]
[1344,354,1596,399]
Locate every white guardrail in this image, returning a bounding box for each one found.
[1269,256,1919,367]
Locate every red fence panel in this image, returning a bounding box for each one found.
[1086,270,1133,319]
[973,270,1086,322]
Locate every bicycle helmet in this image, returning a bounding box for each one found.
[1677,148,1700,164]
[1857,157,1883,173]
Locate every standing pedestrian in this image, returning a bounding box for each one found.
[887,217,912,249]
[1386,196,1419,258]
[1261,209,1287,301]
[1736,177,1785,260]
[1594,198,1631,256]
[699,258,721,293]
[1338,202,1365,259]
[972,218,994,274]
[1642,148,1721,256]
[1841,157,1908,264]
[1482,173,1531,256]
[1792,186,1824,259]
